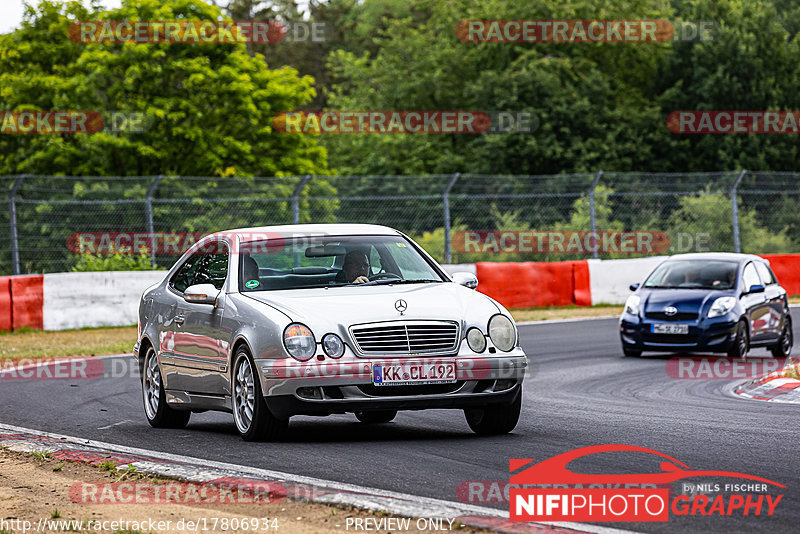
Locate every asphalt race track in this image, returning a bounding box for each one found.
[2,317,798,533]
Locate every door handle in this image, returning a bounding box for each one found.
[174,315,185,326]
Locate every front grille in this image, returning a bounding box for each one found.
[357,382,464,396]
[645,311,698,321]
[350,321,459,355]
[642,333,699,344]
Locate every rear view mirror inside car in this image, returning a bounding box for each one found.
[305,244,347,257]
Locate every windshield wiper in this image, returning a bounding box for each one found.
[643,285,680,289]
[356,278,442,286]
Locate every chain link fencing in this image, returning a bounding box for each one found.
[1,171,797,275]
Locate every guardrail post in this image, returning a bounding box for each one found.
[731,169,747,253]
[145,175,164,268]
[292,175,312,224]
[8,175,26,275]
[589,170,603,259]
[443,173,461,264]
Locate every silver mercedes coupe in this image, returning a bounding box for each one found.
[134,224,527,441]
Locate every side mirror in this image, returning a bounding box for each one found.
[747,284,765,294]
[452,272,478,290]
[184,283,220,305]
[629,283,640,291]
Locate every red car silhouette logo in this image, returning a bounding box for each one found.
[510,444,785,487]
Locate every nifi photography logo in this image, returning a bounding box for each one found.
[509,444,784,523]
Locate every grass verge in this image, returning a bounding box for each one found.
[510,304,622,322]
[0,325,136,361]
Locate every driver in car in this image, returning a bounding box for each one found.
[336,250,370,284]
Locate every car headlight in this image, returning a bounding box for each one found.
[322,333,345,358]
[625,295,641,315]
[283,323,316,361]
[708,296,737,318]
[488,314,516,352]
[466,327,487,353]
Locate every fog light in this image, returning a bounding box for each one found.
[296,387,323,400]
[466,328,487,353]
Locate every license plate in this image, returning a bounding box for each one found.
[652,323,689,334]
[372,362,456,386]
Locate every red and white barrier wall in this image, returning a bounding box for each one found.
[0,254,798,331]
[445,254,800,310]
[0,271,164,331]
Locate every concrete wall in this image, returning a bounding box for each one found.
[43,271,165,330]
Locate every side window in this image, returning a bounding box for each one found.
[170,254,202,293]
[755,262,776,285]
[742,262,761,289]
[192,245,229,290]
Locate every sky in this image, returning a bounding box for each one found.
[0,0,122,34]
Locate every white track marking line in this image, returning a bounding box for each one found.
[97,420,131,430]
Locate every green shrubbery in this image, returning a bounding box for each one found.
[71,246,156,272]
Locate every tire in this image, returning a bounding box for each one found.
[142,346,190,429]
[354,410,397,424]
[727,320,750,358]
[232,349,288,442]
[464,386,522,435]
[623,347,642,358]
[770,318,793,358]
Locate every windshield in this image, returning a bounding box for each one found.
[644,260,739,290]
[238,234,445,291]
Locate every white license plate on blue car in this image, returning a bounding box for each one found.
[372,362,456,386]
[652,323,689,334]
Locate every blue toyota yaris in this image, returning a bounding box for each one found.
[620,253,792,358]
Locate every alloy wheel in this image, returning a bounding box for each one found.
[233,356,256,434]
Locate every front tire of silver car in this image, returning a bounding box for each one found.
[464,386,522,435]
[354,410,397,424]
[232,349,288,442]
[142,346,190,429]
[623,347,642,358]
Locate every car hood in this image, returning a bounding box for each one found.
[243,282,502,332]
[640,288,733,313]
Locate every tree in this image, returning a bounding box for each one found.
[321,0,674,176]
[0,0,333,273]
[655,0,800,170]
[665,191,794,253]
[0,0,328,178]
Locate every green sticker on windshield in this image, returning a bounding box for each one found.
[245,280,260,289]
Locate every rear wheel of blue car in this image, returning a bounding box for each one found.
[232,349,288,442]
[770,319,793,358]
[464,386,522,435]
[142,346,190,429]
[727,320,750,358]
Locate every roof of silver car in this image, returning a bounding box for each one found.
[214,223,403,241]
[665,252,767,263]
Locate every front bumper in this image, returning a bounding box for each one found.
[620,315,737,352]
[256,350,528,418]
